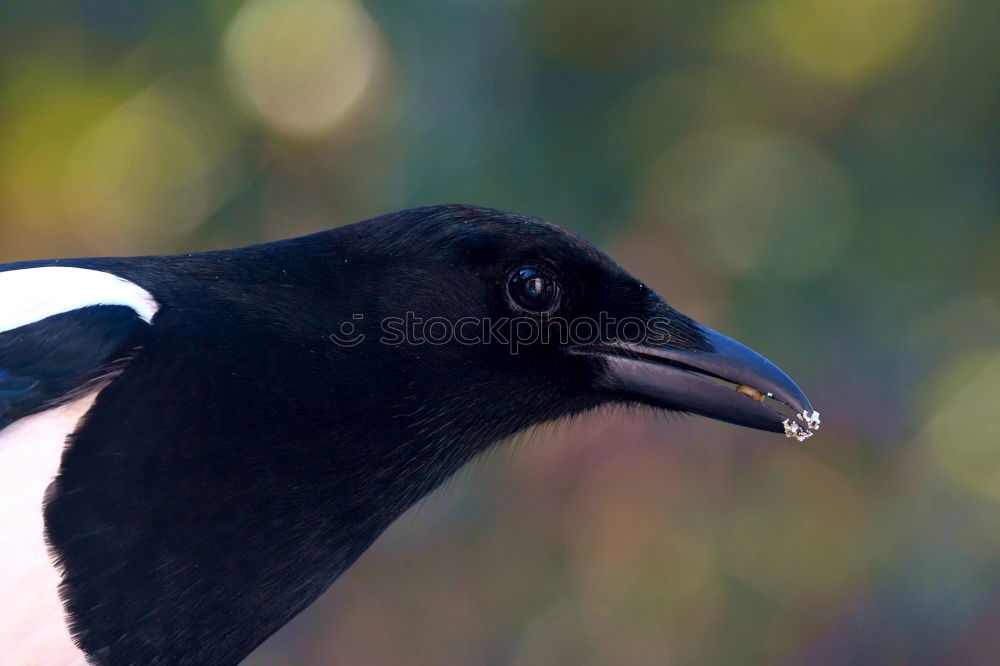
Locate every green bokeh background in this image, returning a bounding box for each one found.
[1,1,997,663]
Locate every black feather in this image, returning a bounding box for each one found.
[0,306,146,430]
[0,205,710,663]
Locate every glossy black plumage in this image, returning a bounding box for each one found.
[0,204,816,664]
[0,307,146,430]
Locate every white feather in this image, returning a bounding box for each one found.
[0,392,100,665]
[0,267,158,333]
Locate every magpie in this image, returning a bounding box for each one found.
[0,204,818,665]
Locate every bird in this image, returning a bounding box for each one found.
[0,204,818,664]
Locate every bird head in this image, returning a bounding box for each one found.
[324,204,818,452]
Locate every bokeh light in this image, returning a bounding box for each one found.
[723,0,936,84]
[0,59,125,255]
[223,0,386,137]
[642,126,853,279]
[61,84,236,252]
[923,351,1000,501]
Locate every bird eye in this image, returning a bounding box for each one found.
[507,267,561,314]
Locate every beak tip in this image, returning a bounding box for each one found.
[575,320,820,439]
[700,325,818,419]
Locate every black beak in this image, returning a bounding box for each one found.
[571,325,819,439]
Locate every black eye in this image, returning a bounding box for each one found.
[507,267,561,313]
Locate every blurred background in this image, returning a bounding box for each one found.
[1,0,997,663]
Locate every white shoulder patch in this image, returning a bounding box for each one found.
[0,267,159,334]
[0,391,100,666]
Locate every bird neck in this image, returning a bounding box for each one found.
[45,367,524,663]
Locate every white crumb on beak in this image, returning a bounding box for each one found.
[799,410,821,430]
[783,419,814,442]
[783,409,821,442]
